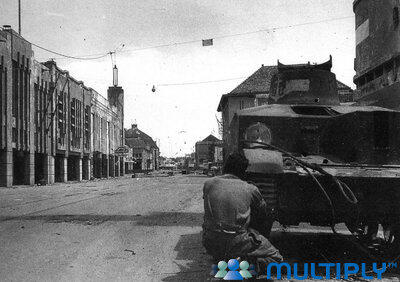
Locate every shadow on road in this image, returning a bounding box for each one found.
[136,211,203,226]
[162,232,211,281]
[0,211,203,227]
[163,229,400,281]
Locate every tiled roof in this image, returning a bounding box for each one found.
[217,64,354,111]
[201,134,221,143]
[336,80,352,90]
[230,65,278,95]
[125,127,158,149]
[196,134,223,145]
[125,137,146,149]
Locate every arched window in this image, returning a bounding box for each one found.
[394,7,399,29]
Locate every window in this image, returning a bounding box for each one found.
[84,106,90,149]
[57,91,65,138]
[239,100,245,110]
[70,99,76,147]
[394,7,399,29]
[12,60,18,118]
[255,94,268,106]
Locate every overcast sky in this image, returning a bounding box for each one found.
[1,0,355,157]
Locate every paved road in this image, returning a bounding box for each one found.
[0,175,209,281]
[1,175,400,281]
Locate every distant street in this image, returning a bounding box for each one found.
[1,175,400,281]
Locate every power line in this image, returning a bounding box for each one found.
[32,14,353,61]
[214,15,353,40]
[30,41,110,60]
[35,44,125,61]
[2,29,112,61]
[121,15,353,54]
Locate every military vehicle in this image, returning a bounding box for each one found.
[228,57,400,258]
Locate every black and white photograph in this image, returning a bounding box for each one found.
[1,0,400,281]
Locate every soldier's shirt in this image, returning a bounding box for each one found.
[202,174,282,261]
[203,174,263,232]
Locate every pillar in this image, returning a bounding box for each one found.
[98,153,103,178]
[24,152,35,185]
[76,157,82,182]
[109,155,115,177]
[83,157,91,180]
[115,155,120,177]
[94,153,101,178]
[89,158,93,179]
[120,156,125,176]
[103,155,109,178]
[0,149,13,187]
[61,156,68,182]
[44,155,55,184]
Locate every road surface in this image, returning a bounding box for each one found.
[0,174,400,281]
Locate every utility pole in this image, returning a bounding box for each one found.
[18,0,21,34]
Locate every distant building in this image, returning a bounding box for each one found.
[217,63,354,151]
[158,156,167,167]
[124,146,135,173]
[159,158,177,170]
[195,135,223,167]
[353,0,400,109]
[214,146,223,164]
[337,80,354,103]
[185,153,196,168]
[125,124,159,172]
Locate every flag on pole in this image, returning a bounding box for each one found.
[202,39,213,46]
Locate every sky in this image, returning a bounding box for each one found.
[1,0,355,157]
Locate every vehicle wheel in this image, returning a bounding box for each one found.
[346,220,400,259]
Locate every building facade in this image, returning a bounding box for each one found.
[195,135,223,167]
[125,124,159,172]
[353,0,400,108]
[0,27,124,187]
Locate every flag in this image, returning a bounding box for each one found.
[202,39,213,46]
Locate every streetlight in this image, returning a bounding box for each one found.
[18,0,21,35]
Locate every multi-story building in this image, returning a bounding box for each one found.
[353,0,400,108]
[125,124,159,172]
[0,26,124,187]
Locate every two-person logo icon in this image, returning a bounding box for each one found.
[212,259,255,280]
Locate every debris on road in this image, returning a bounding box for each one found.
[124,249,136,255]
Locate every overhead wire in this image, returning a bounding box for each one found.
[30,42,110,60]
[28,14,353,60]
[119,15,353,54]
[211,15,353,40]
[19,14,353,88]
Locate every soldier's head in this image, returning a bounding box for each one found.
[223,151,249,179]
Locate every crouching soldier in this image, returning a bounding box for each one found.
[202,151,283,270]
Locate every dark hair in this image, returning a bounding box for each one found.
[223,151,249,178]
